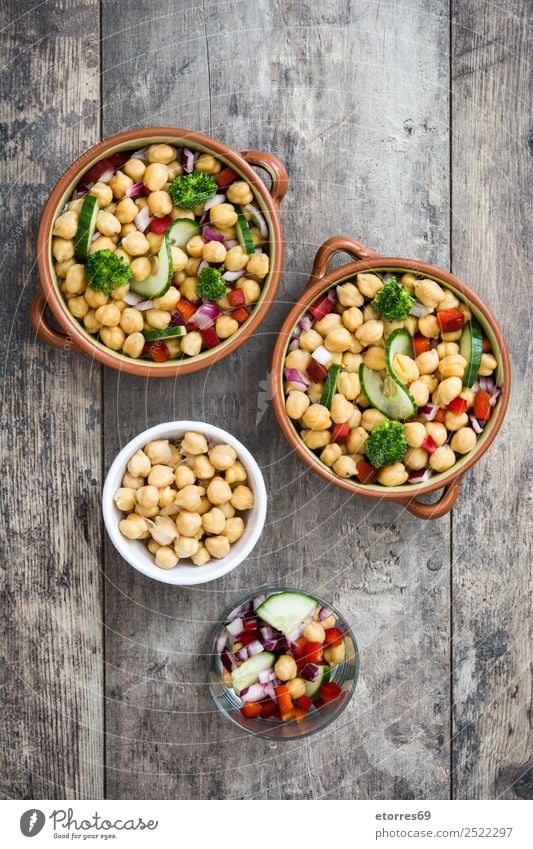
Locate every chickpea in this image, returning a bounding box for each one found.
[285,349,311,372]
[356,272,383,298]
[147,190,173,218]
[451,427,477,454]
[204,535,231,559]
[154,546,178,570]
[225,462,247,485]
[122,472,142,491]
[181,331,202,357]
[89,235,116,254]
[175,465,196,489]
[420,374,438,393]
[194,152,221,174]
[145,309,171,330]
[340,306,363,333]
[122,231,150,257]
[413,278,445,309]
[52,237,75,262]
[180,431,207,456]
[347,426,368,454]
[298,329,322,353]
[134,503,159,518]
[404,447,428,470]
[459,388,475,409]
[324,326,354,353]
[191,545,211,566]
[94,303,120,327]
[136,485,160,509]
[147,538,160,555]
[112,285,130,303]
[404,316,418,336]
[109,171,133,199]
[143,441,171,466]
[120,223,137,239]
[437,341,460,358]
[174,511,201,538]
[119,308,144,335]
[313,313,341,336]
[433,376,462,406]
[415,349,439,375]
[246,252,269,279]
[383,320,405,340]
[147,515,178,546]
[174,484,203,511]
[146,231,164,253]
[53,210,78,239]
[241,278,261,304]
[444,411,469,432]
[441,330,463,343]
[404,421,426,448]
[90,182,113,207]
[426,422,448,447]
[342,352,363,373]
[409,379,430,407]
[398,272,416,293]
[199,506,224,535]
[62,264,86,296]
[361,409,388,431]
[337,282,364,307]
[215,315,239,339]
[302,404,331,431]
[123,157,146,181]
[225,245,249,272]
[392,354,419,384]
[55,258,76,278]
[122,332,145,359]
[119,514,148,539]
[94,210,120,237]
[355,319,384,346]
[438,354,467,379]
[100,326,125,351]
[333,455,357,478]
[429,445,456,473]
[198,237,225,264]
[348,408,362,429]
[115,249,131,266]
[174,536,200,559]
[225,180,252,205]
[274,654,297,681]
[164,247,186,275]
[284,677,306,700]
[167,444,182,467]
[145,143,176,165]
[418,314,440,338]
[83,309,101,333]
[230,484,254,511]
[142,162,168,192]
[146,464,174,488]
[359,347,383,373]
[206,477,231,506]
[193,454,215,480]
[126,450,150,479]
[438,290,460,310]
[330,394,354,424]
[210,203,238,229]
[218,516,243,544]
[478,353,498,376]
[113,487,137,512]
[323,643,346,666]
[377,462,409,486]
[302,429,331,449]
[206,444,237,472]
[159,486,176,508]
[336,371,359,401]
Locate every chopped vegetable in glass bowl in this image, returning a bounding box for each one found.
[208,589,359,739]
[51,143,271,363]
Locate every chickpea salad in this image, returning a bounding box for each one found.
[217,591,348,722]
[52,144,271,362]
[115,431,254,569]
[283,272,502,487]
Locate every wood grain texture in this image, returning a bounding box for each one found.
[450,0,532,800]
[0,0,104,799]
[101,0,451,799]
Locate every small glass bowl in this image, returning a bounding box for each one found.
[207,587,359,740]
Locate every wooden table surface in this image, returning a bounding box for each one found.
[1,0,531,801]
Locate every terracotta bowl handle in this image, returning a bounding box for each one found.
[240,150,289,207]
[400,477,462,520]
[30,290,80,351]
[312,236,382,281]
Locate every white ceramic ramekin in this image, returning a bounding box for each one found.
[102,421,267,585]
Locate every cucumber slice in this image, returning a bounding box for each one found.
[129,238,172,298]
[305,665,331,700]
[234,204,254,255]
[143,326,186,342]
[231,652,275,696]
[385,329,414,375]
[320,363,341,408]
[74,194,98,262]
[359,364,417,421]
[459,319,483,387]
[166,218,201,250]
[256,592,318,636]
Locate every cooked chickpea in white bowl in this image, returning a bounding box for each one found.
[102,422,267,585]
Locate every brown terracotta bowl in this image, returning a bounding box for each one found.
[271,236,510,519]
[32,128,288,377]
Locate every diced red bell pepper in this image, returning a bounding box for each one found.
[474,390,492,422]
[176,298,197,321]
[421,434,438,454]
[260,699,278,719]
[437,308,465,334]
[300,642,323,664]
[227,288,245,307]
[215,167,238,189]
[242,618,257,634]
[314,697,326,708]
[240,702,262,718]
[200,327,220,349]
[309,295,334,322]
[239,634,256,646]
[296,695,313,712]
[434,409,447,423]
[149,215,173,234]
[482,337,492,353]
[447,396,468,416]
[306,358,328,383]
[413,333,431,357]
[319,682,342,702]
[232,307,250,324]
[331,422,350,444]
[291,637,307,658]
[324,627,343,648]
[291,707,308,723]
[357,458,378,484]
[143,341,170,363]
[274,684,293,716]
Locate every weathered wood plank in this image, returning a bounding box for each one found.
[102,0,451,799]
[0,0,103,799]
[451,0,532,800]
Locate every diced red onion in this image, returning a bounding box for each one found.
[300,663,320,682]
[204,193,226,211]
[469,414,484,434]
[265,682,277,701]
[246,640,264,658]
[410,302,433,317]
[288,338,300,352]
[327,288,337,303]
[73,186,88,198]
[222,269,245,283]
[136,299,155,312]
[312,345,333,366]
[318,606,333,622]
[131,146,147,161]
[408,468,431,484]
[220,649,237,672]
[235,646,249,662]
[91,231,100,242]
[182,148,195,173]
[419,403,439,422]
[253,594,268,610]
[284,368,309,387]
[254,247,263,255]
[258,669,277,684]
[472,380,480,392]
[299,315,312,332]
[134,206,153,232]
[259,626,277,641]
[125,182,144,198]
[240,683,266,703]
[216,632,228,653]
[191,303,221,330]
[286,381,308,393]
[197,259,209,276]
[202,225,225,243]
[223,239,239,249]
[226,617,243,636]
[123,291,146,306]
[244,203,269,239]
[227,602,251,622]
[489,388,501,406]
[99,167,115,184]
